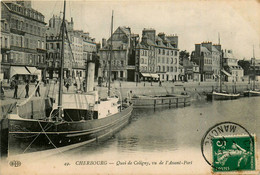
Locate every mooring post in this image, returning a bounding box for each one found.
[169,99,171,108]
[176,98,178,108]
[31,100,34,119]
[184,97,186,107]
[154,99,156,109]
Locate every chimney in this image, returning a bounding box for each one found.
[142,36,148,44]
[86,61,95,92]
[158,33,166,40]
[102,38,107,48]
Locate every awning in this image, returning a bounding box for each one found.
[150,73,159,79]
[10,66,30,77]
[221,70,231,76]
[26,66,37,74]
[141,73,151,77]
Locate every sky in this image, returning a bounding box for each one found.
[31,0,260,60]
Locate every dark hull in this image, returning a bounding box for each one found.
[131,95,190,109]
[8,105,133,156]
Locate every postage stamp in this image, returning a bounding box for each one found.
[212,135,255,172]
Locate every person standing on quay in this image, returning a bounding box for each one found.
[35,81,41,97]
[25,80,29,98]
[13,79,18,99]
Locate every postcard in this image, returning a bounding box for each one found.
[0,0,259,174]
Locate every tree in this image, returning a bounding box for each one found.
[179,50,190,66]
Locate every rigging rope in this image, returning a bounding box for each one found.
[37,120,64,155]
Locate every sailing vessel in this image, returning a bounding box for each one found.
[7,1,133,157]
[244,46,260,97]
[207,48,240,101]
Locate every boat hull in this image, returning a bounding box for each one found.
[8,105,133,156]
[207,92,240,101]
[131,95,191,109]
[243,90,260,97]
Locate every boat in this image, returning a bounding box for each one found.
[243,46,260,97]
[7,2,133,157]
[207,91,240,100]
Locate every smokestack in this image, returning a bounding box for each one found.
[86,61,95,92]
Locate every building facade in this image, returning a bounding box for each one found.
[1,1,46,82]
[223,49,244,82]
[191,42,221,82]
[46,15,96,81]
[139,29,179,82]
[99,26,137,81]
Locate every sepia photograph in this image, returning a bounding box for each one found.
[0,0,259,174]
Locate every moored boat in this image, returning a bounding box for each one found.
[8,92,133,156]
[207,91,240,101]
[243,89,260,97]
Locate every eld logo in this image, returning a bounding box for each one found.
[9,160,21,167]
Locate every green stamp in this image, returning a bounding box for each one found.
[212,135,255,172]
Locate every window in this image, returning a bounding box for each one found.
[11,35,14,45]
[121,61,124,66]
[171,58,173,64]
[42,41,44,49]
[141,58,144,64]
[158,57,160,63]
[170,66,173,72]
[167,51,169,55]
[163,66,165,72]
[162,49,165,55]
[171,51,173,56]
[167,66,169,72]
[158,66,161,72]
[175,51,177,56]
[167,58,169,64]
[50,43,54,49]
[175,58,177,64]
[25,38,29,48]
[4,38,8,48]
[158,49,161,54]
[120,71,123,77]
[38,40,40,48]
[162,57,165,63]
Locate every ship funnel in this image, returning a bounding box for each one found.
[86,61,95,92]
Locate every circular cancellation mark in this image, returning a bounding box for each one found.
[201,121,256,172]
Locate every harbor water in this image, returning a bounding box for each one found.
[2,97,260,174]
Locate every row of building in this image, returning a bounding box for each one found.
[1,1,97,83]
[1,1,259,84]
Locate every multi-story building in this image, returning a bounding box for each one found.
[1,19,10,82]
[46,15,96,80]
[1,1,46,82]
[99,26,137,81]
[140,29,179,82]
[191,42,221,82]
[223,49,244,82]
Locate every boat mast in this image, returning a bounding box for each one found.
[253,45,255,90]
[218,33,222,92]
[108,10,114,97]
[58,0,66,119]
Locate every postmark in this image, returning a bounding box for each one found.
[201,121,256,173]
